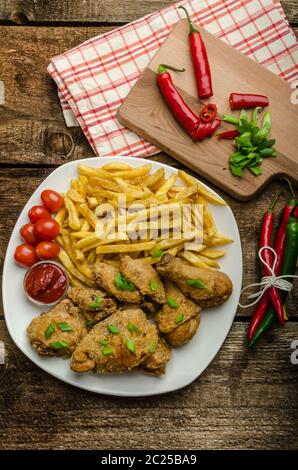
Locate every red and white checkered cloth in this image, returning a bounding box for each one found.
[48,0,298,158]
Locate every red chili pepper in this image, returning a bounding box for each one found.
[248,179,297,340]
[199,104,217,123]
[229,93,269,110]
[206,118,220,137]
[157,64,200,138]
[217,130,240,140]
[179,6,213,98]
[192,118,220,141]
[260,193,284,326]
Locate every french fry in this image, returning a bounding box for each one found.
[203,205,217,237]
[62,233,92,278]
[78,164,112,178]
[181,251,215,270]
[184,242,205,253]
[64,195,81,230]
[102,162,133,171]
[156,174,178,195]
[67,188,85,204]
[111,164,152,179]
[87,196,98,208]
[156,238,186,250]
[58,250,95,286]
[200,248,226,259]
[197,254,220,268]
[178,170,226,206]
[75,248,85,262]
[150,176,166,192]
[70,231,94,240]
[55,234,64,248]
[67,271,84,288]
[165,247,178,256]
[75,232,102,249]
[71,179,79,191]
[205,234,233,246]
[141,168,165,188]
[78,175,88,198]
[78,203,100,229]
[88,177,123,192]
[86,249,96,263]
[81,220,90,232]
[55,207,67,227]
[172,185,197,201]
[96,240,156,254]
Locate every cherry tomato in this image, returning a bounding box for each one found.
[28,205,51,223]
[34,218,60,241]
[41,190,64,213]
[14,244,38,267]
[35,241,60,260]
[20,223,39,245]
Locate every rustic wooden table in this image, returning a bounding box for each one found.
[0,0,297,451]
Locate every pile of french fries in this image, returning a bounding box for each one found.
[55,162,233,287]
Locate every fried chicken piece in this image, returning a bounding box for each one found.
[157,254,232,307]
[155,279,201,334]
[93,261,142,304]
[67,286,117,322]
[27,299,87,357]
[120,255,166,304]
[141,338,172,375]
[71,307,159,373]
[165,315,200,347]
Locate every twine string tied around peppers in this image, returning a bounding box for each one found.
[239,246,298,308]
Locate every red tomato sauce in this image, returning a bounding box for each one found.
[24,263,68,304]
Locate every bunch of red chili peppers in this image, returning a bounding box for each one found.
[157,6,219,142]
[247,179,298,347]
[157,6,270,145]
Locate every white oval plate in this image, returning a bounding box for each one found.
[3,157,242,396]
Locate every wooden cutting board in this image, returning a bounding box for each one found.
[117,19,298,201]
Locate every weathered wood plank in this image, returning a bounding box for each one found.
[0,321,297,450]
[0,1,297,24]
[0,26,297,165]
[0,26,110,163]
[0,167,297,318]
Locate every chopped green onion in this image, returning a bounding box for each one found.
[221,114,239,125]
[50,340,68,350]
[114,273,136,291]
[150,279,158,291]
[102,347,113,356]
[166,298,180,308]
[175,314,184,324]
[45,323,55,339]
[148,341,156,353]
[186,278,206,288]
[249,166,262,176]
[125,338,135,353]
[88,296,103,309]
[251,107,262,126]
[151,248,164,258]
[127,322,140,334]
[107,325,120,334]
[259,148,275,156]
[99,339,109,345]
[230,164,244,178]
[239,109,249,122]
[57,322,73,332]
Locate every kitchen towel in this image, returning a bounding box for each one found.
[48,0,298,158]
